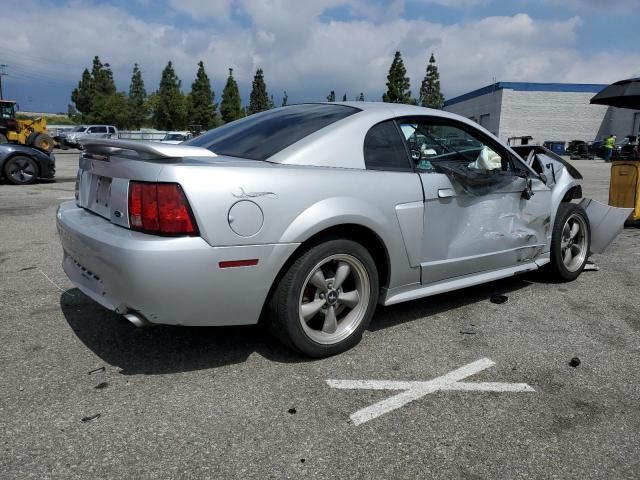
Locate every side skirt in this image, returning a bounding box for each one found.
[381,262,540,306]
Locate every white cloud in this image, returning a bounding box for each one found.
[1,0,639,111]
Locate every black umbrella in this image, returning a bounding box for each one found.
[590,77,640,110]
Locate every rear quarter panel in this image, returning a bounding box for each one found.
[160,162,424,289]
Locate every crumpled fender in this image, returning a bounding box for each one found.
[580,198,633,253]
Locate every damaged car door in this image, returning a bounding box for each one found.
[398,118,552,284]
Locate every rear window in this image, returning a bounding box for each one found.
[186,104,360,161]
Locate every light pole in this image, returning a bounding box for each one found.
[0,64,7,100]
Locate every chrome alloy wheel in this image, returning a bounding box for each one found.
[8,158,36,183]
[560,213,588,272]
[298,254,371,345]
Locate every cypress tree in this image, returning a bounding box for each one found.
[128,63,147,130]
[419,53,445,109]
[187,61,217,128]
[326,90,336,102]
[91,56,116,97]
[71,68,93,119]
[248,68,269,115]
[220,68,243,123]
[281,91,288,107]
[382,51,412,104]
[152,61,187,130]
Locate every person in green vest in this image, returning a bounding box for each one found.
[603,134,616,162]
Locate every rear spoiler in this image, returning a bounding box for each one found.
[80,138,216,160]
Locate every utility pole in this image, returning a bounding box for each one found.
[0,64,7,100]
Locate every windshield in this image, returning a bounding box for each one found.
[186,104,360,161]
[71,126,87,132]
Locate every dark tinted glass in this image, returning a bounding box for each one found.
[363,120,412,172]
[187,104,360,161]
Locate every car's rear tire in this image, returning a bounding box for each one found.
[3,155,39,185]
[548,203,590,281]
[268,239,379,358]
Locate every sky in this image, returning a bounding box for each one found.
[1,0,639,113]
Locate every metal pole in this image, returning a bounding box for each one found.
[0,64,7,100]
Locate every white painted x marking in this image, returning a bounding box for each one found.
[327,358,534,425]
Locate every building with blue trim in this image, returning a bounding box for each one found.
[444,82,640,145]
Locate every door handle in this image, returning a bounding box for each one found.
[438,188,454,198]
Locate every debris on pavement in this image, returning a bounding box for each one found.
[569,357,581,368]
[94,382,109,390]
[87,366,106,375]
[490,294,508,304]
[81,413,101,423]
[288,408,297,414]
[584,261,600,272]
[460,325,477,335]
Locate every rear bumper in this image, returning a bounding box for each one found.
[56,201,299,326]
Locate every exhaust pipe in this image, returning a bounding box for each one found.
[124,312,152,328]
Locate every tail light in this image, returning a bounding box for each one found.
[128,182,198,236]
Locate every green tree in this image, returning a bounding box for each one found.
[70,68,93,119]
[356,92,365,101]
[152,61,187,130]
[93,92,130,128]
[248,68,270,115]
[281,91,288,107]
[382,51,412,104]
[187,60,218,128]
[326,90,336,102]
[220,68,243,123]
[91,56,116,97]
[128,63,147,130]
[419,53,445,109]
[71,56,120,124]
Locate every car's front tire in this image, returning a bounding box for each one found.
[3,155,39,185]
[549,203,591,281]
[269,239,379,358]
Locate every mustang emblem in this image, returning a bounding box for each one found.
[232,187,278,199]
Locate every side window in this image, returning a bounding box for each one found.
[397,120,507,173]
[86,127,96,133]
[108,127,116,134]
[94,126,107,133]
[363,121,412,172]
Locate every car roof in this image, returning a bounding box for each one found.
[270,102,514,169]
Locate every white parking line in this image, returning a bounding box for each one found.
[56,196,75,200]
[327,358,535,426]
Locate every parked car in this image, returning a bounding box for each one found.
[60,125,118,148]
[160,131,192,144]
[1,143,55,185]
[56,103,631,357]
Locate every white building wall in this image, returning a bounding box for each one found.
[498,90,608,143]
[443,89,503,136]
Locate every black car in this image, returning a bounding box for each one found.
[0,143,55,185]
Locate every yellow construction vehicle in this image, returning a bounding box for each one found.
[0,100,55,153]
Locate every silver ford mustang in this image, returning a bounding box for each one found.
[56,103,631,357]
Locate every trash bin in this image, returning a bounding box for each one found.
[609,160,640,222]
[544,141,566,155]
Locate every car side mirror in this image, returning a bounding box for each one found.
[521,178,535,200]
[410,148,422,163]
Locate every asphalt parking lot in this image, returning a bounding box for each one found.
[1,151,639,479]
